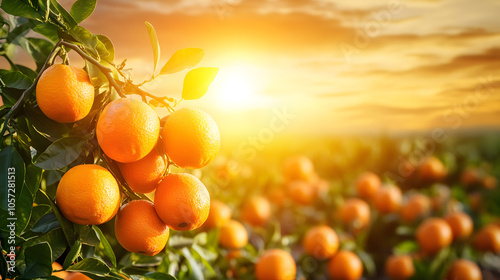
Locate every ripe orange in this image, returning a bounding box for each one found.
[400,194,431,223]
[204,200,231,229]
[482,175,497,189]
[474,224,500,253]
[445,212,473,241]
[255,249,296,280]
[118,148,166,193]
[446,259,482,280]
[36,64,94,123]
[355,172,381,200]
[461,168,480,186]
[97,98,160,163]
[115,200,169,256]
[52,262,68,279]
[283,155,315,181]
[374,186,402,214]
[416,218,453,254]
[218,219,248,249]
[327,250,363,280]
[154,173,210,231]
[56,165,120,225]
[267,188,286,207]
[419,156,447,182]
[385,255,415,280]
[161,107,220,169]
[66,273,92,280]
[340,198,371,231]
[241,196,271,227]
[287,180,316,205]
[302,225,339,259]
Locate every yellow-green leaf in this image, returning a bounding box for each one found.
[145,21,160,77]
[182,67,219,100]
[159,48,205,75]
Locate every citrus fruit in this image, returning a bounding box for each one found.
[482,175,497,189]
[461,168,480,186]
[327,250,363,280]
[255,249,296,280]
[115,200,169,256]
[287,180,317,205]
[52,262,68,279]
[385,255,415,280]
[474,224,500,253]
[36,64,94,123]
[154,173,210,231]
[400,194,431,223]
[416,218,453,254]
[66,273,92,280]
[283,155,315,181]
[303,225,339,259]
[340,198,371,231]
[446,259,482,280]
[445,212,473,240]
[97,98,160,163]
[374,186,402,214]
[161,107,220,169]
[468,192,482,212]
[218,219,248,249]
[118,148,166,193]
[241,196,271,227]
[419,156,447,181]
[204,199,231,229]
[56,164,120,225]
[355,172,381,200]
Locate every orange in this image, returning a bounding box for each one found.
[400,194,431,223]
[461,168,480,186]
[445,212,473,241]
[374,186,402,214]
[416,218,453,254]
[302,225,339,259]
[283,155,315,181]
[267,188,286,207]
[482,175,497,189]
[118,148,166,193]
[446,259,482,280]
[56,165,120,225]
[241,196,271,227]
[66,273,92,280]
[36,64,94,123]
[385,255,415,280]
[52,262,68,279]
[97,98,160,163]
[115,200,169,256]
[287,180,316,205]
[204,200,231,229]
[327,250,363,280]
[474,224,500,253]
[255,249,296,280]
[340,198,370,231]
[355,172,381,200]
[154,173,210,231]
[419,156,447,182]
[468,192,482,212]
[161,107,220,169]
[218,219,248,249]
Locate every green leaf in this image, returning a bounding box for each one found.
[18,228,67,265]
[38,189,76,245]
[63,239,82,269]
[68,26,99,59]
[25,105,71,142]
[181,67,219,100]
[13,37,54,71]
[32,212,60,233]
[70,0,97,23]
[159,48,204,75]
[6,20,35,43]
[180,247,204,280]
[25,164,43,197]
[0,0,42,20]
[145,21,160,76]
[33,22,60,42]
[93,225,117,267]
[0,243,8,280]
[34,137,87,170]
[96,35,115,62]
[0,69,33,89]
[14,64,37,80]
[79,225,100,246]
[23,242,53,278]
[49,0,78,28]
[142,272,177,280]
[67,258,111,276]
[394,240,419,254]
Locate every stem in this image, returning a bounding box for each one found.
[115,80,176,112]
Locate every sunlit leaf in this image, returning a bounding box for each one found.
[0,0,42,20]
[145,21,160,76]
[182,67,219,100]
[67,258,111,276]
[63,239,82,269]
[159,48,204,75]
[93,225,117,267]
[70,0,97,23]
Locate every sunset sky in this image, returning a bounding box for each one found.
[28,0,500,136]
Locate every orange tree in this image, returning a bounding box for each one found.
[0,0,222,279]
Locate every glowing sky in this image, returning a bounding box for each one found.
[20,0,500,135]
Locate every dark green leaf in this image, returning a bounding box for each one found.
[142,272,177,280]
[79,225,100,246]
[14,64,37,80]
[32,212,60,233]
[181,67,219,100]
[67,258,111,276]
[38,189,76,245]
[32,22,60,42]
[68,26,99,59]
[70,0,97,23]
[145,21,160,76]
[49,0,78,28]
[159,48,204,75]
[0,242,7,280]
[23,242,53,278]
[25,105,71,142]
[0,0,42,20]
[34,137,87,170]
[26,204,51,232]
[0,70,33,89]
[93,225,117,267]
[25,164,43,197]
[63,239,82,269]
[6,21,36,43]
